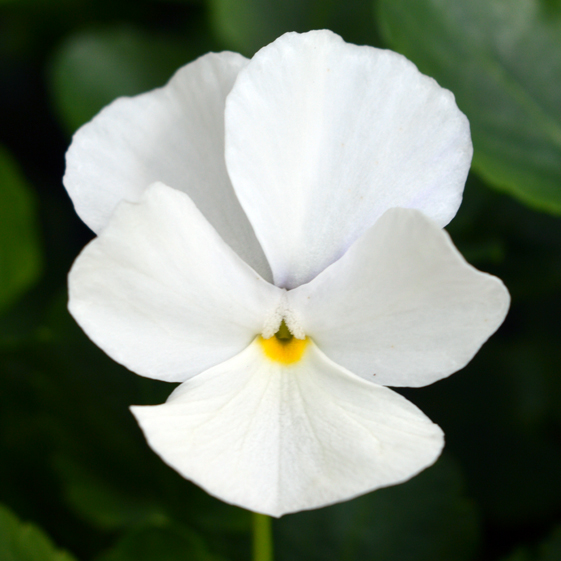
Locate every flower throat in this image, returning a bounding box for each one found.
[259,320,308,364]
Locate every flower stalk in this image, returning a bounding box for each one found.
[252,512,273,561]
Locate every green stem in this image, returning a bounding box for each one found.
[252,512,273,561]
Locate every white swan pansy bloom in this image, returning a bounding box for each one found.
[66,31,510,517]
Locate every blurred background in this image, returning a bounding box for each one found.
[1,0,561,559]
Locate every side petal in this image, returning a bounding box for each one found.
[225,30,472,288]
[64,51,272,281]
[288,208,510,388]
[132,338,443,517]
[68,182,284,383]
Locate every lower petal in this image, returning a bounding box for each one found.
[131,338,443,517]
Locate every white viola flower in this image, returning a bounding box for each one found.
[65,30,509,517]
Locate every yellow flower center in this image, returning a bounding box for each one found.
[259,320,308,364]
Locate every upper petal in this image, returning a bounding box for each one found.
[64,51,272,281]
[132,338,443,517]
[68,182,284,383]
[225,30,472,288]
[288,208,510,387]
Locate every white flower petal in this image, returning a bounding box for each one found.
[64,51,272,281]
[68,183,283,383]
[132,337,444,517]
[225,30,472,288]
[288,208,510,388]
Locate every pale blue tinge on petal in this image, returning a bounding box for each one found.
[226,30,472,288]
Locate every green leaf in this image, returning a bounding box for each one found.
[500,525,561,560]
[275,454,480,561]
[0,503,77,561]
[48,25,196,134]
[377,0,561,214]
[500,552,532,561]
[0,146,42,314]
[209,0,380,56]
[95,523,226,561]
[407,336,561,525]
[540,527,561,561]
[53,456,168,532]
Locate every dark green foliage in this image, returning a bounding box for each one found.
[275,455,480,561]
[0,147,42,314]
[378,0,561,214]
[1,0,560,559]
[0,503,77,561]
